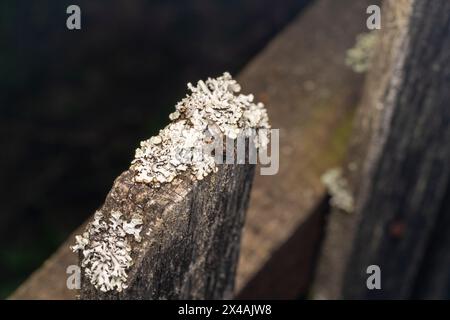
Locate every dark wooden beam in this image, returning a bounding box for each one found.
[80,164,255,299]
[342,0,450,299]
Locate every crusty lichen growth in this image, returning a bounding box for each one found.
[321,168,354,213]
[71,211,143,292]
[345,31,378,73]
[131,72,270,187]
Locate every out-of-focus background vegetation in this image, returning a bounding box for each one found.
[0,0,312,298]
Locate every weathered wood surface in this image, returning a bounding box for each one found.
[81,163,255,299]
[11,164,256,300]
[8,223,86,300]
[236,0,374,298]
[10,0,371,299]
[342,0,450,299]
[312,0,412,299]
[412,185,450,299]
[314,0,450,299]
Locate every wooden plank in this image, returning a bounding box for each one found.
[237,197,328,299]
[312,0,415,299]
[8,225,83,300]
[411,184,450,299]
[235,0,375,298]
[342,0,450,299]
[80,163,255,299]
[76,71,267,299]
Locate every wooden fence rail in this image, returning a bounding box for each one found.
[313,0,450,299]
[342,0,450,299]
[75,71,266,299]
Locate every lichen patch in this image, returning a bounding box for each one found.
[345,31,378,73]
[321,168,354,213]
[71,210,143,292]
[131,72,270,187]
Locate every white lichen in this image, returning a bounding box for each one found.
[321,168,354,213]
[71,210,143,292]
[345,31,378,73]
[71,73,269,293]
[131,72,270,187]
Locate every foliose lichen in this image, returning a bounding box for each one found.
[321,168,354,213]
[71,210,143,292]
[345,31,378,73]
[131,72,270,187]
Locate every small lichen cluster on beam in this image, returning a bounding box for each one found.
[321,168,354,213]
[71,211,143,292]
[345,31,378,73]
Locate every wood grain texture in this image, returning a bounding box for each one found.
[80,163,255,299]
[312,0,410,299]
[341,0,450,299]
[8,224,85,300]
[235,0,372,298]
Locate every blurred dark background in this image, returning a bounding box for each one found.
[0,0,312,298]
